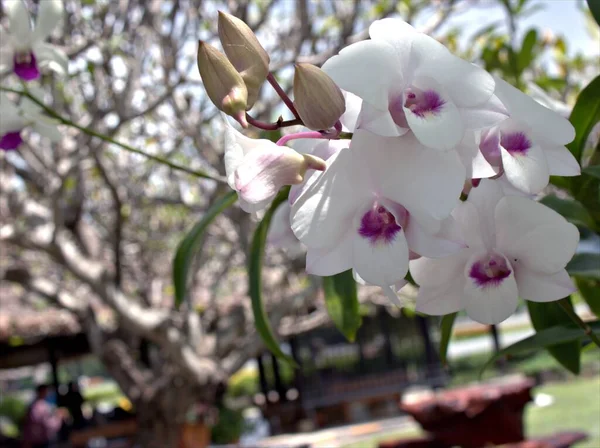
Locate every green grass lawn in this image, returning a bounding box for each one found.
[342,375,600,448]
[526,375,600,447]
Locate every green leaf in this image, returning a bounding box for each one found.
[577,278,600,316]
[248,188,297,367]
[527,300,581,374]
[587,0,600,28]
[518,29,538,72]
[539,194,595,230]
[439,313,457,366]
[480,320,600,376]
[567,75,600,162]
[583,165,600,180]
[322,270,362,342]
[172,191,237,308]
[566,253,600,280]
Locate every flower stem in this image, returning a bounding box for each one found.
[557,298,600,348]
[267,73,300,120]
[0,87,226,183]
[276,131,325,146]
[245,113,302,131]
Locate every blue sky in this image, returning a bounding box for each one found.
[422,0,599,57]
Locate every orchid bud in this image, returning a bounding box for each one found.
[234,148,326,206]
[218,11,270,108]
[293,63,346,131]
[197,40,248,127]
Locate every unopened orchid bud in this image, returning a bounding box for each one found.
[234,147,326,206]
[293,63,346,131]
[197,40,248,127]
[218,11,270,108]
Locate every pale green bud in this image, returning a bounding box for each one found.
[197,40,248,127]
[218,11,270,108]
[293,63,346,131]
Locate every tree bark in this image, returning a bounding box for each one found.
[134,375,211,448]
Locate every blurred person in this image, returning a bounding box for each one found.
[21,385,65,448]
[62,381,86,430]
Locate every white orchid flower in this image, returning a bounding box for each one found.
[477,77,579,194]
[0,92,61,151]
[222,115,326,213]
[290,130,466,291]
[322,18,506,151]
[411,180,579,324]
[0,0,67,81]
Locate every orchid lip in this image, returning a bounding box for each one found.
[404,88,446,118]
[0,131,23,151]
[13,51,40,81]
[358,203,404,245]
[501,131,531,155]
[468,252,512,288]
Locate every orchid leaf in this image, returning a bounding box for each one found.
[248,188,297,367]
[323,270,362,342]
[173,191,237,308]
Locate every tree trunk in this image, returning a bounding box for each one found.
[134,377,210,448]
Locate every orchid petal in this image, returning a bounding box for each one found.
[352,224,409,287]
[403,77,464,151]
[494,77,575,145]
[357,102,406,137]
[33,0,63,43]
[291,149,368,248]
[340,91,361,132]
[544,145,581,177]
[405,215,465,258]
[234,146,318,206]
[463,252,518,324]
[516,268,576,302]
[306,231,353,276]
[466,179,504,249]
[500,143,549,194]
[322,40,401,111]
[495,196,579,274]
[413,34,495,107]
[351,131,464,222]
[33,42,68,75]
[6,0,33,50]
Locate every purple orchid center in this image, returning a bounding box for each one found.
[389,87,445,128]
[469,252,512,288]
[358,203,405,245]
[0,131,23,151]
[404,88,446,118]
[501,131,531,155]
[13,51,40,81]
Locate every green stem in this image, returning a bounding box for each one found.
[557,298,600,348]
[1,87,226,183]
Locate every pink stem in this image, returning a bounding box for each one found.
[267,73,300,120]
[246,113,303,131]
[276,131,325,146]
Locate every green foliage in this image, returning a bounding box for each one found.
[527,300,581,374]
[539,194,595,230]
[567,75,600,162]
[172,191,237,307]
[587,0,600,28]
[0,395,27,429]
[323,270,362,342]
[248,188,297,366]
[210,405,247,444]
[567,253,600,280]
[481,320,600,376]
[439,313,457,366]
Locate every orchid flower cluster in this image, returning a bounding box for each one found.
[0,0,65,151]
[204,15,581,325]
